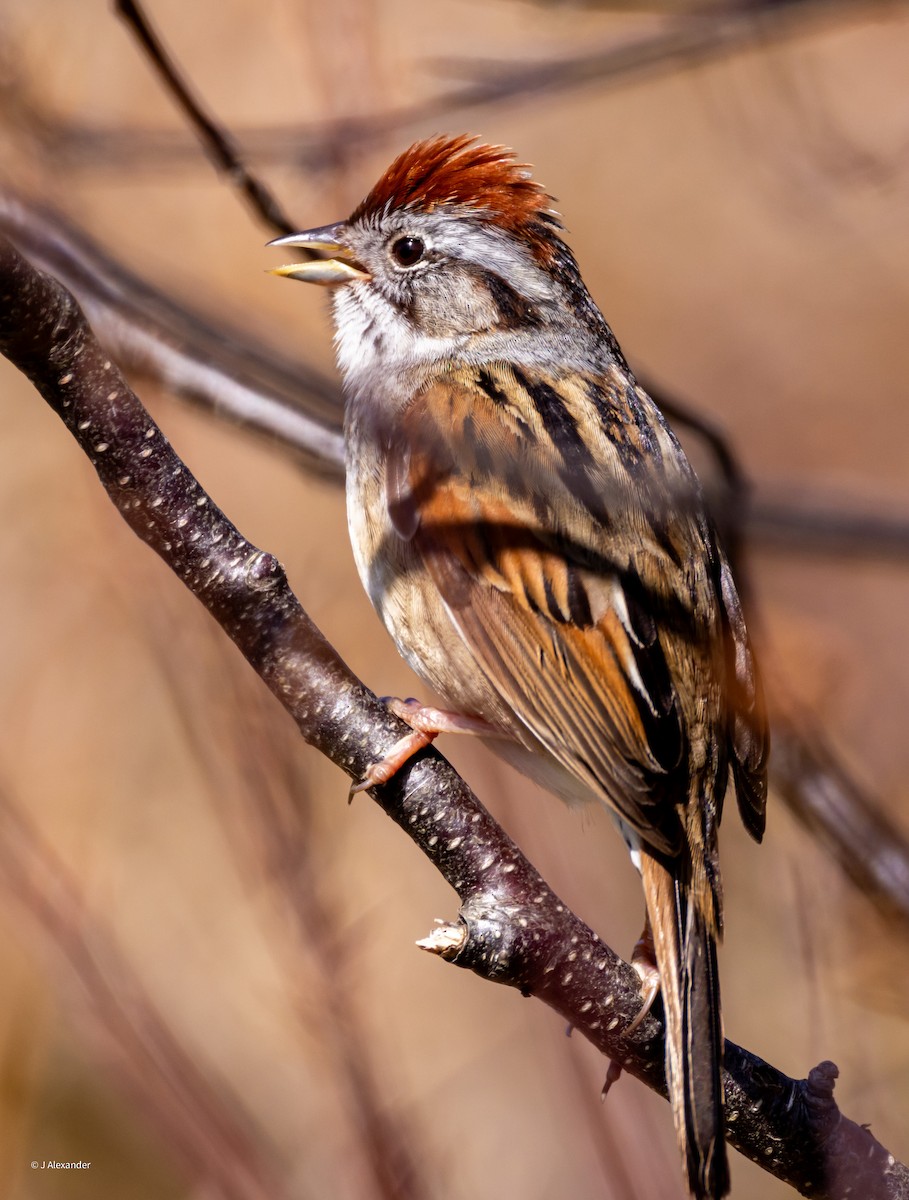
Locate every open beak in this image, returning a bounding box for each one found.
[267,223,370,286]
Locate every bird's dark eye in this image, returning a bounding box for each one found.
[391,236,425,267]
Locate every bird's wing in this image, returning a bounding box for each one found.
[388,361,736,856]
[717,556,769,842]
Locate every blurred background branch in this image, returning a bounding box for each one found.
[3,0,884,174]
[0,785,287,1200]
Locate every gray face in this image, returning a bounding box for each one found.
[328,207,598,392]
[338,207,564,335]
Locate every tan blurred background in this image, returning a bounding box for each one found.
[1,0,908,1197]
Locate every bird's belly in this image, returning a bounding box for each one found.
[371,543,525,737]
[487,737,645,877]
[346,460,522,737]
[482,734,594,806]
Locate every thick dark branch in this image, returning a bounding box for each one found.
[2,237,907,1198]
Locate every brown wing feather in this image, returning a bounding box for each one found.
[717,558,769,842]
[393,364,721,855]
[420,500,684,852]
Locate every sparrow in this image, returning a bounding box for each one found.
[269,134,768,1199]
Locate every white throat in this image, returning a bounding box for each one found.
[331,280,595,408]
[331,284,465,393]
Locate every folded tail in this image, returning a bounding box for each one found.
[640,851,728,1200]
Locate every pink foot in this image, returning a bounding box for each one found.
[349,728,437,798]
[385,697,496,737]
[349,697,497,798]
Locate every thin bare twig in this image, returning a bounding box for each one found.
[114,0,297,237]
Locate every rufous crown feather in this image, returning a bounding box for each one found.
[351,134,563,264]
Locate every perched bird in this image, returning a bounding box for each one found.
[270,135,768,1199]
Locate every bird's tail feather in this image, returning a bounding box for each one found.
[639,851,729,1200]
